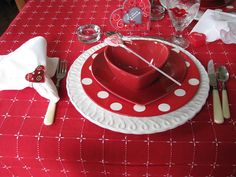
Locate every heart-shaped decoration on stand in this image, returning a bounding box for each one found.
[123,7,143,24]
[25,65,45,83]
[110,0,151,31]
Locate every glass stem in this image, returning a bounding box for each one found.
[175,30,183,38]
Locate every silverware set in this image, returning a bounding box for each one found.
[207,59,230,124]
[44,59,68,125]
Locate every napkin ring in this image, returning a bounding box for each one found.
[25,65,45,83]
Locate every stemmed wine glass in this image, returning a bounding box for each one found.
[166,0,200,49]
[150,0,166,21]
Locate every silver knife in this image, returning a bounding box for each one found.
[207,60,224,124]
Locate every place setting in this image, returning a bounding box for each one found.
[67,34,210,134]
[67,31,211,135]
[66,0,236,134]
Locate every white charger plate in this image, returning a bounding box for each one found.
[66,37,209,134]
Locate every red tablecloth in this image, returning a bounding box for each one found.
[0,0,236,177]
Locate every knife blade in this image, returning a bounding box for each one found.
[208,60,218,88]
[207,60,224,124]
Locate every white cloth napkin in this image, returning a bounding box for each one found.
[191,9,236,44]
[0,36,59,103]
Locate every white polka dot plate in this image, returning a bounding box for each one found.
[66,37,209,134]
[80,43,199,117]
[91,48,187,105]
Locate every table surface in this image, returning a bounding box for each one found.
[0,0,236,177]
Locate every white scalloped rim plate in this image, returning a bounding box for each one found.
[66,37,209,134]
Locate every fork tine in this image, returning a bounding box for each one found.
[56,60,61,74]
[55,59,68,89]
[57,60,67,74]
[61,60,67,74]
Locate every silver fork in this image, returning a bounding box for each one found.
[44,59,68,126]
[56,59,68,89]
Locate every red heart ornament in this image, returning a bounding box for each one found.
[188,32,206,48]
[25,65,45,83]
[170,7,188,18]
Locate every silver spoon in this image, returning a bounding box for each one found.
[217,66,230,119]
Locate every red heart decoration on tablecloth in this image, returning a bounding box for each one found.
[25,65,45,83]
[188,32,206,47]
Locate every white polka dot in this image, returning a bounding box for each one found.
[226,5,234,9]
[81,78,93,85]
[174,89,186,97]
[158,103,170,112]
[92,53,98,59]
[110,102,122,111]
[97,91,109,99]
[133,105,146,112]
[89,65,92,71]
[188,78,200,86]
[185,61,190,67]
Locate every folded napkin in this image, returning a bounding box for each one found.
[191,9,236,44]
[0,36,59,103]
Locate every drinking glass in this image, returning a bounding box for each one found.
[166,0,200,49]
[150,0,166,21]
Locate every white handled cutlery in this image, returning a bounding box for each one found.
[207,60,224,124]
[44,59,68,126]
[217,65,230,119]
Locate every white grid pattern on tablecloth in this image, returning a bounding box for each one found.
[0,0,236,177]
